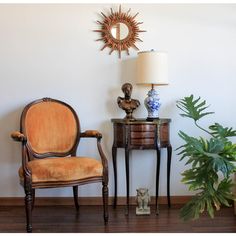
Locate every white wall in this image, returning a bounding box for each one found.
[0,4,236,197]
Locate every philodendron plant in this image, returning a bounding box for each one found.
[176,95,236,221]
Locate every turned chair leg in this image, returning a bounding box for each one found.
[73,186,79,211]
[25,188,33,233]
[102,182,109,224]
[32,189,35,210]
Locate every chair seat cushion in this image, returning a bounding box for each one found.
[19,157,103,183]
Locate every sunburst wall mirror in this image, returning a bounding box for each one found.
[94,5,146,58]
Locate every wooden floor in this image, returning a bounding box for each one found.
[0,204,236,233]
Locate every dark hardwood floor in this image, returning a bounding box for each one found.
[0,204,235,233]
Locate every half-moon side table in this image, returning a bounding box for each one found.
[111,118,172,215]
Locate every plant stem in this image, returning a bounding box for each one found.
[194,121,213,137]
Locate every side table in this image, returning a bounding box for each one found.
[111,118,172,214]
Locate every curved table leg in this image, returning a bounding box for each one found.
[125,148,130,215]
[167,145,172,208]
[112,146,117,208]
[156,148,161,215]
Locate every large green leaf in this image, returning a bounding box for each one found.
[206,138,224,153]
[179,182,234,221]
[176,95,214,122]
[209,123,236,139]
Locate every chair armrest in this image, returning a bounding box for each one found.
[11,131,31,177]
[80,130,108,183]
[11,131,27,142]
[80,130,102,139]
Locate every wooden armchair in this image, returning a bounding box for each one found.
[11,98,108,232]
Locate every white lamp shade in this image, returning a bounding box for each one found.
[137,51,168,85]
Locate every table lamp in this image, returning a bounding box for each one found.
[137,50,168,120]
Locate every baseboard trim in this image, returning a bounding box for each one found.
[0,196,193,206]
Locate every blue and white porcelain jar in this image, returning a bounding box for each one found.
[144,89,161,119]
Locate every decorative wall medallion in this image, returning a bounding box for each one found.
[94,5,146,58]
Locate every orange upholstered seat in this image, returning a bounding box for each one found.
[19,157,103,184]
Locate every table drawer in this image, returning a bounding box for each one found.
[130,124,156,146]
[130,124,155,132]
[131,131,155,139]
[130,138,155,146]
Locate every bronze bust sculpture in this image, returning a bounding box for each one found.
[117,83,140,120]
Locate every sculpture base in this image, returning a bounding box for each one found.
[136,207,151,215]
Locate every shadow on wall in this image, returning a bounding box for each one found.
[0,105,25,195]
[99,120,114,195]
[160,100,176,119]
[99,120,112,162]
[120,57,137,85]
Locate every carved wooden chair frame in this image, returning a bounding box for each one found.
[11,98,108,232]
